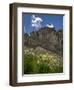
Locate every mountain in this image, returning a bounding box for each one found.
[24,27,63,56]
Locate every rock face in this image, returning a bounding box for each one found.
[24,27,63,56]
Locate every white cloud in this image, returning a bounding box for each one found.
[31,14,43,30]
[46,24,54,28]
[24,26,30,36]
[24,26,26,33]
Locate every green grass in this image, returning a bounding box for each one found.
[24,47,63,74]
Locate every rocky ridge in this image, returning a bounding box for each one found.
[24,27,63,56]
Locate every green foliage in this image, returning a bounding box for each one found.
[24,54,39,74]
[24,47,63,74]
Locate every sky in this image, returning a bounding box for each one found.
[22,13,63,34]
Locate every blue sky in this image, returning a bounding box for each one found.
[22,13,63,34]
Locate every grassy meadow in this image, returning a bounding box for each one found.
[24,47,63,74]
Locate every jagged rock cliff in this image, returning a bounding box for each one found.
[24,27,63,56]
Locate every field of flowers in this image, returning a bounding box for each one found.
[24,47,63,74]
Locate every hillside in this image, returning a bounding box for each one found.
[24,46,63,74]
[24,27,63,56]
[24,27,63,74]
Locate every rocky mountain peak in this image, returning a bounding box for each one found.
[24,27,63,56]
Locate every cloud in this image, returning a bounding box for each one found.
[31,15,43,30]
[24,26,26,33]
[46,24,54,28]
[24,26,31,36]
